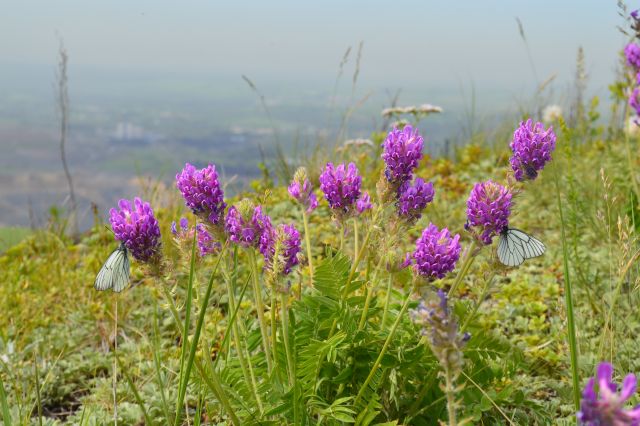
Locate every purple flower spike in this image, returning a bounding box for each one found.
[626,43,640,70]
[176,163,226,225]
[630,88,640,117]
[466,180,512,245]
[262,223,301,275]
[356,192,372,214]
[196,224,219,257]
[288,168,318,214]
[397,178,435,222]
[410,223,461,280]
[110,197,162,263]
[225,204,273,251]
[381,125,424,185]
[577,362,640,425]
[509,119,556,182]
[319,162,362,214]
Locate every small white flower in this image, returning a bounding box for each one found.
[542,104,563,124]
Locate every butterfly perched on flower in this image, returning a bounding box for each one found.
[94,242,131,292]
[497,228,545,267]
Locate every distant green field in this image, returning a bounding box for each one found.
[0,226,31,251]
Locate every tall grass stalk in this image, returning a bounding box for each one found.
[280,291,299,423]
[0,374,11,426]
[33,352,42,426]
[553,162,580,411]
[354,280,416,406]
[301,208,314,288]
[113,296,118,426]
[117,356,153,425]
[194,359,240,425]
[174,243,228,426]
[247,249,273,373]
[448,242,478,297]
[152,305,172,424]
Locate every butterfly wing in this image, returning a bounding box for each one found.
[506,229,546,259]
[94,244,130,292]
[497,228,546,267]
[497,232,525,267]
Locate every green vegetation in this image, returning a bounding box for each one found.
[0,227,31,252]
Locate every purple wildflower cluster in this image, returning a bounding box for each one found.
[381,125,424,186]
[406,224,461,280]
[224,204,272,250]
[110,197,162,263]
[397,178,435,222]
[288,168,318,214]
[466,180,512,245]
[262,224,302,276]
[509,119,556,182]
[319,162,371,218]
[176,163,226,225]
[171,217,219,257]
[577,362,640,425]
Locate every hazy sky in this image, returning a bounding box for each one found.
[0,1,631,100]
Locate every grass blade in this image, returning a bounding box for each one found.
[0,374,12,426]
[116,356,154,425]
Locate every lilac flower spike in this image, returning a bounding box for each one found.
[356,192,372,214]
[577,362,640,425]
[262,223,301,275]
[630,88,640,117]
[397,178,435,222]
[466,180,512,245]
[626,43,640,70]
[225,203,273,251]
[319,162,362,214]
[171,217,219,257]
[110,197,162,263]
[410,224,461,280]
[509,119,556,182]
[288,167,318,213]
[176,163,226,225]
[381,125,424,185]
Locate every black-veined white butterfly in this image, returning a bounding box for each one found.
[497,228,546,267]
[94,242,131,292]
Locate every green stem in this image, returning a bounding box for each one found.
[381,275,393,327]
[225,257,263,413]
[270,285,280,382]
[248,249,273,373]
[177,231,198,401]
[553,161,580,411]
[354,282,414,406]
[358,285,373,331]
[448,242,477,297]
[281,290,299,425]
[460,272,496,334]
[193,360,241,425]
[444,366,458,426]
[353,217,359,260]
[302,209,314,289]
[174,243,228,426]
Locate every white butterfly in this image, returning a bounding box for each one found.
[94,243,131,292]
[497,228,545,267]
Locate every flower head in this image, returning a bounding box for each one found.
[381,125,424,185]
[356,192,372,214]
[176,163,226,225]
[466,180,512,245]
[224,202,273,251]
[171,217,219,257]
[509,119,556,181]
[288,167,318,214]
[319,162,362,215]
[577,362,640,425]
[409,224,461,280]
[542,104,563,124]
[626,43,640,70]
[262,223,301,276]
[397,178,435,222]
[630,88,640,117]
[110,197,162,263]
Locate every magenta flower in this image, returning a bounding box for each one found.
[509,119,556,182]
[381,125,424,185]
[171,217,219,257]
[225,204,272,251]
[577,362,640,425]
[110,197,162,263]
[288,176,318,214]
[630,88,640,117]
[261,223,301,275]
[466,180,512,245]
[626,43,640,70]
[397,178,435,222]
[176,163,226,225]
[319,162,362,214]
[356,192,372,214]
[409,223,461,280]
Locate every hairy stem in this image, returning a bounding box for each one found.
[248,249,273,373]
[302,209,314,289]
